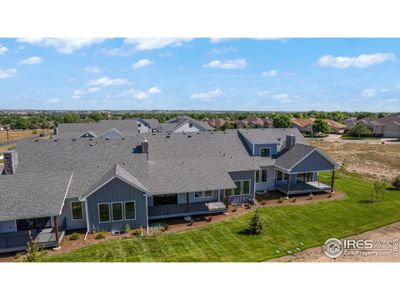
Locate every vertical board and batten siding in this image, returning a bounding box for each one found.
[61,198,87,230]
[255,166,276,191]
[291,150,335,173]
[86,177,147,231]
[228,170,256,195]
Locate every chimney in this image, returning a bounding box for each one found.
[3,150,18,175]
[53,127,58,135]
[286,134,296,150]
[142,139,149,158]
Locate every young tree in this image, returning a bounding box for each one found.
[372,180,386,202]
[24,232,43,262]
[392,176,400,190]
[312,118,329,136]
[349,124,372,137]
[247,209,265,235]
[272,114,291,128]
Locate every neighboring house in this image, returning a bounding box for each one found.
[235,119,249,129]
[137,118,161,133]
[160,115,213,133]
[262,118,274,128]
[292,118,346,134]
[244,116,265,128]
[356,115,400,138]
[0,128,338,253]
[55,119,138,139]
[207,118,226,129]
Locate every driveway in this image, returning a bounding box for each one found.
[320,134,400,144]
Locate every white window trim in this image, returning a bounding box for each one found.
[111,201,124,222]
[260,147,271,157]
[257,170,268,183]
[276,170,289,182]
[124,201,136,221]
[98,202,111,223]
[71,201,83,221]
[194,191,213,198]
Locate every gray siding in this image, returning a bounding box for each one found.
[62,198,86,230]
[255,166,275,191]
[254,143,278,156]
[228,170,256,196]
[291,150,335,173]
[86,178,147,232]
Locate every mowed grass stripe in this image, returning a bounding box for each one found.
[43,173,400,262]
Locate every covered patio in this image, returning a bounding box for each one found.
[275,179,333,195]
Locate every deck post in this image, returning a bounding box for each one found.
[330,170,335,193]
[186,192,190,212]
[286,173,291,197]
[53,216,59,246]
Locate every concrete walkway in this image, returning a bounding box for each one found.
[319,134,400,144]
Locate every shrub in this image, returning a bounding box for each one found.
[32,130,38,135]
[278,197,285,203]
[24,233,43,262]
[232,206,237,213]
[124,223,131,234]
[95,231,106,239]
[70,232,80,241]
[132,228,142,236]
[392,176,400,190]
[247,209,265,235]
[205,216,212,222]
[163,223,169,231]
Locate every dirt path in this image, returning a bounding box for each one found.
[269,222,400,262]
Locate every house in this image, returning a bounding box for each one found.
[292,118,346,134]
[244,116,265,128]
[160,115,213,133]
[358,115,400,138]
[0,128,338,253]
[137,118,161,133]
[207,118,226,129]
[234,119,249,128]
[344,117,357,130]
[324,119,346,134]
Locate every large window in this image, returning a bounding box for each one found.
[233,180,251,196]
[233,181,241,196]
[16,217,51,231]
[153,194,178,206]
[256,170,268,183]
[112,202,123,221]
[98,203,110,223]
[260,148,271,157]
[194,190,213,198]
[242,180,250,195]
[71,201,83,220]
[276,170,289,181]
[125,201,136,220]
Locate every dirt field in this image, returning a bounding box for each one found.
[269,222,400,262]
[0,129,50,143]
[310,140,400,181]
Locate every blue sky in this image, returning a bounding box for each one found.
[0,38,399,111]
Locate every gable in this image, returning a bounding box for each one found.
[291,150,336,173]
[100,128,124,139]
[80,131,97,138]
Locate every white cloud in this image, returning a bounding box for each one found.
[0,45,8,55]
[148,86,162,94]
[17,38,106,54]
[258,90,269,97]
[318,53,396,68]
[124,38,192,50]
[209,38,240,43]
[19,56,42,65]
[48,98,60,104]
[0,68,17,79]
[362,89,377,97]
[88,77,128,87]
[380,88,389,93]
[386,98,398,103]
[84,66,102,74]
[190,88,224,101]
[273,93,291,103]
[203,59,247,69]
[72,87,101,99]
[207,47,238,56]
[132,59,154,69]
[261,69,277,77]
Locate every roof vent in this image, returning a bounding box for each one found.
[122,137,126,140]
[72,138,76,141]
[90,143,95,146]
[187,135,192,138]
[54,139,58,142]
[166,135,170,139]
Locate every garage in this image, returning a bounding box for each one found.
[383,122,400,138]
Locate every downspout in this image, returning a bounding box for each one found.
[145,194,150,235]
[82,197,90,240]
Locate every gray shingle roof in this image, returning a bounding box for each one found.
[0,171,72,221]
[160,116,213,132]
[57,120,138,139]
[238,128,307,145]
[274,143,316,171]
[141,118,160,129]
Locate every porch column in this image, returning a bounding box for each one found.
[53,216,59,246]
[218,189,220,202]
[186,192,190,212]
[286,173,291,196]
[330,170,335,193]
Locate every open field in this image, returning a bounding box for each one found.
[310,140,400,181]
[42,173,400,262]
[0,129,50,143]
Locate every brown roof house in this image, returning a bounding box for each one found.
[207,118,226,129]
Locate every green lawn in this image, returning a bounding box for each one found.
[43,173,400,262]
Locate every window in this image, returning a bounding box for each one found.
[125,202,136,220]
[112,202,123,221]
[276,170,289,181]
[189,123,193,128]
[233,181,241,196]
[256,170,268,183]
[260,148,271,157]
[138,123,142,127]
[242,180,250,195]
[71,201,83,220]
[98,203,110,223]
[153,194,178,206]
[194,190,213,198]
